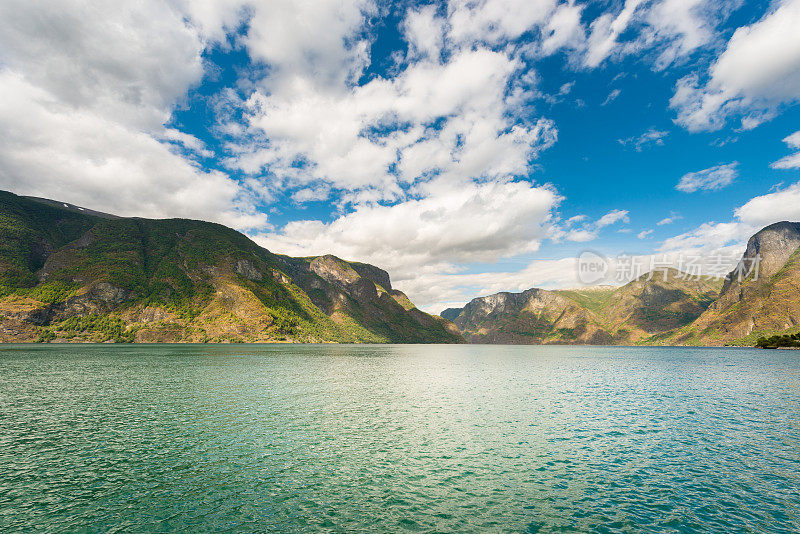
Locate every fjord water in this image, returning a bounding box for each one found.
[1,345,798,533]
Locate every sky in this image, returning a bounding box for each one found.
[1,0,800,313]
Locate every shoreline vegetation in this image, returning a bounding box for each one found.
[756,332,800,349]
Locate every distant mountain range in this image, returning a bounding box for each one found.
[1,190,797,346]
[443,221,800,346]
[0,191,461,343]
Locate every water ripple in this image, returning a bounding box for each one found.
[0,344,798,533]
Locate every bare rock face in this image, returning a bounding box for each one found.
[86,282,129,304]
[309,255,361,287]
[234,259,263,281]
[720,222,800,296]
[308,254,382,303]
[137,306,171,324]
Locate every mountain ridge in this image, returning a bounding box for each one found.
[445,268,723,345]
[443,221,800,346]
[0,191,463,344]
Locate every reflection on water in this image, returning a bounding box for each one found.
[1,344,798,532]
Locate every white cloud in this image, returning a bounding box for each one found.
[671,0,800,131]
[233,45,557,200]
[643,0,719,70]
[657,212,682,225]
[596,209,630,228]
[257,180,561,279]
[247,0,373,93]
[602,89,621,106]
[784,130,800,150]
[557,209,629,242]
[0,71,265,230]
[539,2,586,56]
[618,128,669,151]
[447,0,558,46]
[405,5,445,60]
[565,229,597,243]
[734,181,800,227]
[676,162,737,192]
[659,221,749,255]
[638,229,654,239]
[584,0,645,67]
[771,129,800,169]
[772,153,800,169]
[0,0,272,230]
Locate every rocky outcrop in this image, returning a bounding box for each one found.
[350,262,392,291]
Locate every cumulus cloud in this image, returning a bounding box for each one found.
[0,72,265,230]
[539,2,586,56]
[244,0,372,94]
[447,0,558,46]
[256,180,561,278]
[671,0,800,131]
[234,48,557,198]
[676,162,737,192]
[0,0,204,130]
[0,0,266,229]
[637,229,654,239]
[405,5,445,60]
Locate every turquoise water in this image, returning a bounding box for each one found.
[0,345,798,533]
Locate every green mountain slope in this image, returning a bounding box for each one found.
[444,269,722,345]
[0,191,462,344]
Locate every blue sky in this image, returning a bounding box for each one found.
[1,0,800,311]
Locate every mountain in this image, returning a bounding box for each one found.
[444,269,722,345]
[0,191,462,344]
[668,221,800,346]
[444,221,800,346]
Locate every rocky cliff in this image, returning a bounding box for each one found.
[0,191,463,344]
[670,222,800,345]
